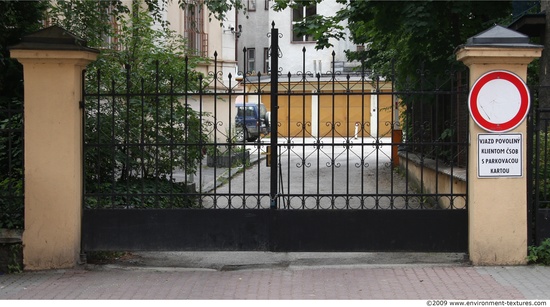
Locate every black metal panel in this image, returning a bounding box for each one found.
[271,209,468,252]
[82,209,467,252]
[82,209,270,251]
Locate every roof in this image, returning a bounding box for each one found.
[508,12,546,38]
[9,25,99,53]
[466,24,538,47]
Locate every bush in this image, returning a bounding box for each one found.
[0,99,24,229]
[527,238,550,265]
[84,178,200,209]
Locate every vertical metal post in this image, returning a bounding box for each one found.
[270,24,278,209]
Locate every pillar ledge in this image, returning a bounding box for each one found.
[456,46,542,66]
[456,25,542,67]
[10,49,99,65]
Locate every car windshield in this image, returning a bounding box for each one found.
[237,106,256,117]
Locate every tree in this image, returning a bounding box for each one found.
[538,0,550,108]
[47,0,211,208]
[270,1,511,84]
[0,1,47,101]
[47,0,130,48]
[0,0,47,229]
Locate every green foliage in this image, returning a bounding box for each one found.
[171,0,247,25]
[527,238,550,265]
[435,127,456,164]
[346,1,510,86]
[534,132,550,208]
[70,1,211,209]
[7,243,23,274]
[0,176,23,229]
[47,0,129,48]
[82,1,208,177]
[85,179,200,209]
[0,1,47,100]
[1,61,26,231]
[267,1,512,91]
[0,1,45,230]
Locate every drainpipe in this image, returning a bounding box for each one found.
[235,10,239,62]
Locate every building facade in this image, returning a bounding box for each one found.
[235,0,362,76]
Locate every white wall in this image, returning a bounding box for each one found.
[237,0,359,75]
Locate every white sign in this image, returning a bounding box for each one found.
[478,133,522,178]
[469,70,530,133]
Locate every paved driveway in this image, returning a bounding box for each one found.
[198,137,423,209]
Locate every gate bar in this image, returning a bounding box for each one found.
[269,23,279,209]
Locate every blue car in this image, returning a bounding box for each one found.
[235,102,270,142]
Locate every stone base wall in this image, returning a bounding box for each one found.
[398,151,467,209]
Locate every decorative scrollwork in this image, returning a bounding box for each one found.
[326,159,341,168]
[355,160,370,168]
[296,158,311,169]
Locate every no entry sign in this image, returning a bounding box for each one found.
[468,70,530,133]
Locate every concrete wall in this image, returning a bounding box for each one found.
[185,93,238,143]
[456,45,541,265]
[398,153,467,210]
[9,48,98,270]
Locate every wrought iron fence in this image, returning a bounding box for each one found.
[82,52,468,211]
[0,98,24,229]
[529,90,550,244]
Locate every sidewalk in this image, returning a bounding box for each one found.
[1,252,550,300]
[4,139,548,301]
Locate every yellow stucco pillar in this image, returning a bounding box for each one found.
[9,26,98,270]
[456,26,542,265]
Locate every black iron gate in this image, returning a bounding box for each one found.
[81,26,468,253]
[529,101,550,246]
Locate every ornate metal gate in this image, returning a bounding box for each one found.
[81,26,468,253]
[529,100,550,246]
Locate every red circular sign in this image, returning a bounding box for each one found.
[468,70,530,133]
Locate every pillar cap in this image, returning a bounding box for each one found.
[463,25,542,48]
[8,25,99,53]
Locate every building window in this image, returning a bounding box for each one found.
[184,4,208,56]
[292,4,316,42]
[248,0,256,11]
[100,6,120,50]
[265,0,269,10]
[246,48,256,73]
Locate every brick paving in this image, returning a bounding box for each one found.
[1,264,550,300]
